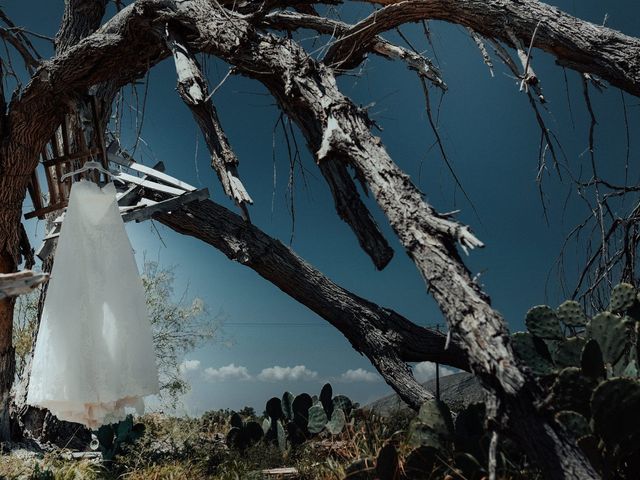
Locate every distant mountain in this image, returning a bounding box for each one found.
[366,372,484,415]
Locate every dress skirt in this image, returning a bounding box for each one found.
[27,180,159,428]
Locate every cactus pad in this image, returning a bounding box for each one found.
[557,300,588,326]
[546,367,596,417]
[511,332,554,376]
[552,337,586,368]
[416,399,454,439]
[408,422,445,450]
[266,397,283,421]
[307,404,328,434]
[292,393,313,428]
[587,312,628,365]
[622,359,639,378]
[554,411,590,439]
[277,420,287,452]
[282,392,294,421]
[591,378,640,452]
[581,339,606,380]
[332,395,354,417]
[320,383,333,418]
[525,305,563,339]
[376,444,399,480]
[609,283,637,312]
[326,407,346,435]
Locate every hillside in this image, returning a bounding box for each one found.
[367,372,484,415]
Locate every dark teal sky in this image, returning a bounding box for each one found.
[8,1,640,413]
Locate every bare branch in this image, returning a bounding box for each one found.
[165,28,253,216]
[326,0,640,97]
[265,11,446,89]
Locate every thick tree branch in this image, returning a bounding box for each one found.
[264,11,446,89]
[166,29,253,216]
[156,197,468,408]
[55,0,109,53]
[327,0,640,97]
[0,1,633,472]
[179,7,595,477]
[318,160,394,270]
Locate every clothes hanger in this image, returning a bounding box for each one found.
[60,160,124,183]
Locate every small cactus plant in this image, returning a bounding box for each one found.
[226,413,264,451]
[95,415,145,461]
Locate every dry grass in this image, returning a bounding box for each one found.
[0,408,535,479]
[0,451,105,480]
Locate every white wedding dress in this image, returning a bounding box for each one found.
[27,180,159,428]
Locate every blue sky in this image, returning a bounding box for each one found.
[8,1,640,414]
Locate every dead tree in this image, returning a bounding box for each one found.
[0,1,639,478]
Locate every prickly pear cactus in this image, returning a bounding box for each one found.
[525,305,563,339]
[417,400,454,438]
[226,414,264,451]
[609,283,637,313]
[586,312,628,365]
[591,378,640,453]
[409,400,454,452]
[511,332,554,375]
[230,412,243,429]
[556,300,588,326]
[552,336,586,368]
[320,383,333,418]
[622,359,639,378]
[332,395,353,417]
[326,407,346,435]
[554,411,590,440]
[376,444,399,480]
[580,339,606,380]
[261,417,271,435]
[292,393,312,428]
[96,415,145,461]
[545,367,596,417]
[266,397,283,422]
[276,419,288,452]
[307,404,328,434]
[282,392,294,421]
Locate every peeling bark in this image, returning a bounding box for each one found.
[166,29,253,215]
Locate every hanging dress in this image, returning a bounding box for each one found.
[27,180,159,428]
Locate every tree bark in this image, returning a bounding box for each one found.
[328,0,640,97]
[156,197,468,408]
[0,0,636,474]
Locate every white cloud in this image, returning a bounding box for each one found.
[179,359,201,373]
[204,363,251,381]
[257,365,318,382]
[413,361,455,383]
[339,368,380,383]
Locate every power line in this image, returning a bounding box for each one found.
[223,322,326,327]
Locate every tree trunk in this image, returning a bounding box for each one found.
[0,0,637,474]
[0,158,33,440]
